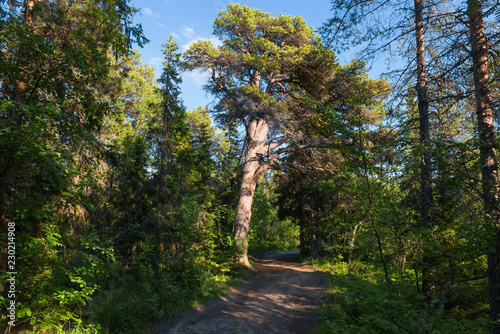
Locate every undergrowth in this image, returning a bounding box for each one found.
[310,258,490,334]
[87,262,247,334]
[248,240,299,256]
[21,259,248,334]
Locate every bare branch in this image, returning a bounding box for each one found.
[271,142,323,157]
[266,135,289,151]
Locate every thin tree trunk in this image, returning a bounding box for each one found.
[299,194,307,255]
[234,118,269,267]
[348,220,364,264]
[414,0,432,228]
[414,0,434,296]
[467,1,500,332]
[360,131,390,285]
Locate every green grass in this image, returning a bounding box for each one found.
[248,240,300,256]
[190,267,248,306]
[309,258,490,334]
[85,266,248,334]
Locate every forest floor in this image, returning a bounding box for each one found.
[148,250,327,334]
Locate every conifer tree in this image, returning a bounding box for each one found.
[184,4,385,267]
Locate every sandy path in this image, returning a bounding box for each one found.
[149,250,327,334]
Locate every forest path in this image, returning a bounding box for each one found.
[149,250,327,334]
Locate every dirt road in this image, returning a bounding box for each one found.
[149,250,327,334]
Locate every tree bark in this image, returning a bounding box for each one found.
[234,118,269,267]
[414,0,432,228]
[414,0,434,296]
[467,0,500,332]
[348,220,364,264]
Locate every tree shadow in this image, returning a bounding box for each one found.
[150,250,327,334]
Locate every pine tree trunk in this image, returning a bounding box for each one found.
[467,0,500,332]
[414,0,432,228]
[414,0,433,296]
[234,118,269,267]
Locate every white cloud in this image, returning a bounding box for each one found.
[149,57,162,67]
[181,36,222,52]
[181,26,195,38]
[148,57,163,76]
[143,7,160,19]
[170,32,180,39]
[182,71,210,87]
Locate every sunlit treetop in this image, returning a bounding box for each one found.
[183,4,343,138]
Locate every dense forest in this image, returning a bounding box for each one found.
[1,0,500,333]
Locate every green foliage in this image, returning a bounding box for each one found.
[88,258,247,334]
[311,259,490,334]
[75,34,246,334]
[10,222,116,332]
[90,271,196,334]
[0,1,493,333]
[248,176,300,253]
[182,4,342,131]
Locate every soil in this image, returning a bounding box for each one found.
[148,250,327,334]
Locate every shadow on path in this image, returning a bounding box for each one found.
[149,250,327,334]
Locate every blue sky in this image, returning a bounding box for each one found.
[130,0,338,112]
